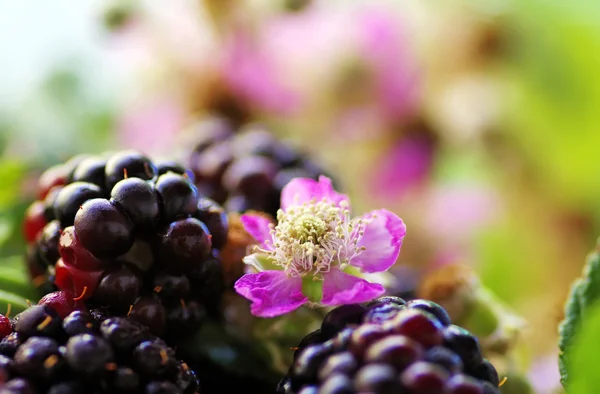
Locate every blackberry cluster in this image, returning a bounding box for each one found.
[0,302,199,393]
[182,117,333,217]
[22,150,227,342]
[278,297,501,394]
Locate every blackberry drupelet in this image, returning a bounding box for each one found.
[23,151,227,343]
[278,296,501,394]
[0,305,200,393]
[181,117,335,217]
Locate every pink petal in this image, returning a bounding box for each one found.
[321,269,385,305]
[240,214,274,251]
[222,30,300,115]
[370,136,435,200]
[234,271,308,317]
[118,96,185,153]
[350,209,406,273]
[281,176,349,211]
[358,9,419,121]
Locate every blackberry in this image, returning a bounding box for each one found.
[180,117,336,217]
[110,178,160,228]
[104,150,157,190]
[15,305,63,340]
[69,156,107,186]
[0,332,22,358]
[37,221,61,268]
[54,182,103,227]
[22,151,227,344]
[154,173,199,223]
[279,296,500,393]
[62,311,97,337]
[13,337,63,381]
[0,306,200,393]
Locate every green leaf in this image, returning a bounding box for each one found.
[0,289,31,316]
[0,255,38,315]
[558,241,600,387]
[563,301,600,393]
[0,160,26,208]
[0,220,11,246]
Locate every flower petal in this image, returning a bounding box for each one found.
[321,269,385,306]
[222,30,301,115]
[370,136,435,200]
[234,271,308,317]
[281,176,349,210]
[351,209,406,273]
[240,214,274,250]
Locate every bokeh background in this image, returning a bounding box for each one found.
[3,0,600,392]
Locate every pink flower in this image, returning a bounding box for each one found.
[221,29,301,115]
[117,96,185,154]
[357,9,420,122]
[234,176,406,317]
[220,4,418,121]
[370,134,436,200]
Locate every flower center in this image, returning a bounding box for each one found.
[289,214,328,244]
[259,199,366,278]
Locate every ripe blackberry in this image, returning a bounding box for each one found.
[22,151,227,344]
[279,296,501,393]
[0,305,200,393]
[181,117,336,217]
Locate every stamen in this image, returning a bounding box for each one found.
[159,349,169,365]
[73,286,88,301]
[44,355,59,369]
[261,199,366,278]
[37,315,53,331]
[33,276,46,287]
[154,286,162,293]
[127,305,133,316]
[5,304,11,318]
[105,362,118,371]
[499,377,508,387]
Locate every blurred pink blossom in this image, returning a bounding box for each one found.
[357,9,420,121]
[370,134,435,200]
[220,3,418,119]
[117,96,185,154]
[222,30,301,115]
[425,183,502,265]
[528,354,561,394]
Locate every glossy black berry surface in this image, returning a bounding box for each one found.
[279,296,500,394]
[23,150,227,347]
[0,308,200,394]
[183,117,337,217]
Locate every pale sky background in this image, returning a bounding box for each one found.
[0,0,118,114]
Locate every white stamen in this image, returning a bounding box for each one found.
[254,200,369,277]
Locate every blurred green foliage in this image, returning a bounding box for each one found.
[508,0,600,213]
